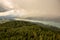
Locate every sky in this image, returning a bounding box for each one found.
[0,0,60,19]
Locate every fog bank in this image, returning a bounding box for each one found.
[0,0,60,19]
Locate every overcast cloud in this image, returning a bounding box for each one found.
[0,0,60,19]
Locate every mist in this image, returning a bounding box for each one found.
[0,0,60,19]
[12,0,60,18]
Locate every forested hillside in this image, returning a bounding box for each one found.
[0,20,60,40]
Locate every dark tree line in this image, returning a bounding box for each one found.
[0,20,60,40]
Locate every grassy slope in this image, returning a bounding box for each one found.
[0,20,60,40]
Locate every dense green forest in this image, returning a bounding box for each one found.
[0,20,60,40]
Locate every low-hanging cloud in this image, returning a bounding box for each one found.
[12,0,60,18]
[0,0,60,19]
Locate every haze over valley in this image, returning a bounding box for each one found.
[0,0,60,28]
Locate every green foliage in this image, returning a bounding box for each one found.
[0,20,60,40]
